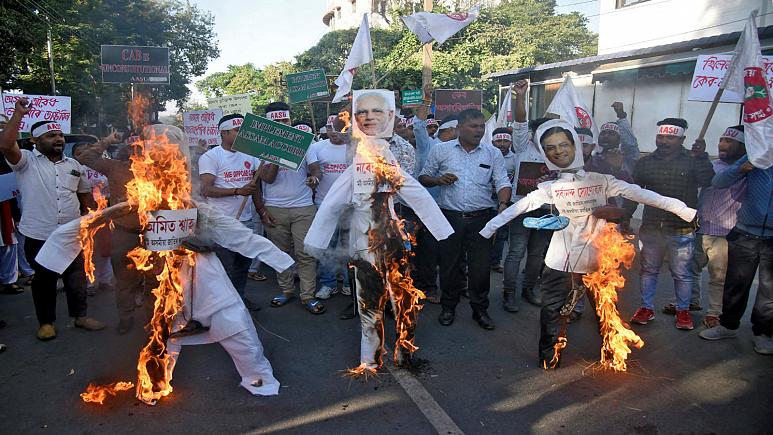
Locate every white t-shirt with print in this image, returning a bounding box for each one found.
[198,146,261,221]
[262,158,314,208]
[306,139,349,205]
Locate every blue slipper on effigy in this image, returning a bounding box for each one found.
[523,214,569,231]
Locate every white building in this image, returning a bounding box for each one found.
[487,0,773,155]
[322,0,497,31]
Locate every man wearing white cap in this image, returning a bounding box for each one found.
[631,118,715,330]
[199,113,263,311]
[596,102,641,174]
[0,97,104,340]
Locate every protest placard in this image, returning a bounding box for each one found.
[286,69,329,103]
[0,173,19,202]
[401,89,424,107]
[183,109,223,148]
[688,54,773,103]
[208,94,252,116]
[434,89,483,121]
[143,209,197,252]
[100,45,170,84]
[1,93,72,133]
[232,113,314,171]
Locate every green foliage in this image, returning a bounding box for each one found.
[0,0,218,134]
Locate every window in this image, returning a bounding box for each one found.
[616,0,650,8]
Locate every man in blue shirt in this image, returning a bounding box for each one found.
[699,154,773,355]
[419,109,512,330]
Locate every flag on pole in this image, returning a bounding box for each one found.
[332,14,373,103]
[546,75,598,140]
[721,10,773,169]
[401,6,480,45]
[483,114,497,146]
[497,86,512,127]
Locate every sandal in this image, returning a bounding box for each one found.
[303,299,326,314]
[270,294,295,307]
[523,214,569,231]
[248,272,267,281]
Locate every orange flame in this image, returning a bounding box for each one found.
[80,382,135,404]
[128,93,150,132]
[81,129,194,405]
[79,186,108,284]
[583,224,644,372]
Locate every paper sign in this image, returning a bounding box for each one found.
[143,209,197,251]
[183,109,223,148]
[515,162,550,196]
[352,153,398,194]
[286,69,329,103]
[688,54,773,103]
[0,173,19,202]
[2,93,72,133]
[208,93,252,116]
[434,89,482,121]
[100,45,170,84]
[232,113,314,171]
[401,89,424,107]
[551,180,606,219]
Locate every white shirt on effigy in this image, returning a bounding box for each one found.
[7,148,90,241]
[198,146,261,221]
[261,158,313,208]
[306,139,349,205]
[480,170,696,274]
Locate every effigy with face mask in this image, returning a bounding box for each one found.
[480,119,697,371]
[304,90,453,375]
[33,124,293,404]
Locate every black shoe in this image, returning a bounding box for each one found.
[339,302,357,320]
[117,316,134,335]
[438,307,455,326]
[522,287,542,306]
[502,291,519,313]
[242,297,261,312]
[473,311,495,330]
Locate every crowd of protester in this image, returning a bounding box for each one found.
[0,80,771,358]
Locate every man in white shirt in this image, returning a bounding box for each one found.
[0,98,104,341]
[199,114,263,311]
[306,115,351,299]
[259,102,323,314]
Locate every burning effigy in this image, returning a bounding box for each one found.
[35,125,293,404]
[304,90,453,375]
[480,119,697,370]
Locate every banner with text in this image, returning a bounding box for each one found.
[401,89,424,108]
[100,45,170,84]
[286,69,329,103]
[208,94,252,116]
[144,209,197,251]
[232,113,314,171]
[183,109,223,148]
[2,93,72,133]
[689,54,773,103]
[434,89,483,121]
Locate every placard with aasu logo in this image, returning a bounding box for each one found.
[231,113,314,171]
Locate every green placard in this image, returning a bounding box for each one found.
[286,69,329,104]
[401,89,423,107]
[232,113,314,171]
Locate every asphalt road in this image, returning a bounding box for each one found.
[0,259,770,435]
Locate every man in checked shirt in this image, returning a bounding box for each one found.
[630,118,714,331]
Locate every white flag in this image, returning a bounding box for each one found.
[721,10,773,169]
[546,75,598,139]
[482,114,497,146]
[332,14,373,103]
[497,86,512,127]
[401,6,480,45]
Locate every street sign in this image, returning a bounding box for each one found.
[401,89,424,107]
[100,45,170,84]
[232,113,314,171]
[286,69,330,104]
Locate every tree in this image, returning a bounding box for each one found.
[0,0,219,134]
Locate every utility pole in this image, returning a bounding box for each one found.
[421,0,433,90]
[45,14,56,95]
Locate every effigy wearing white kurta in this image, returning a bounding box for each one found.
[35,201,294,396]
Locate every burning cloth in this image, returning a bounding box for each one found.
[35,201,294,396]
[480,120,697,369]
[305,137,453,371]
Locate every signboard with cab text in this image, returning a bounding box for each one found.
[100,45,170,84]
[232,113,314,171]
[286,69,330,103]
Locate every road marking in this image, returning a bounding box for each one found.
[387,364,465,435]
